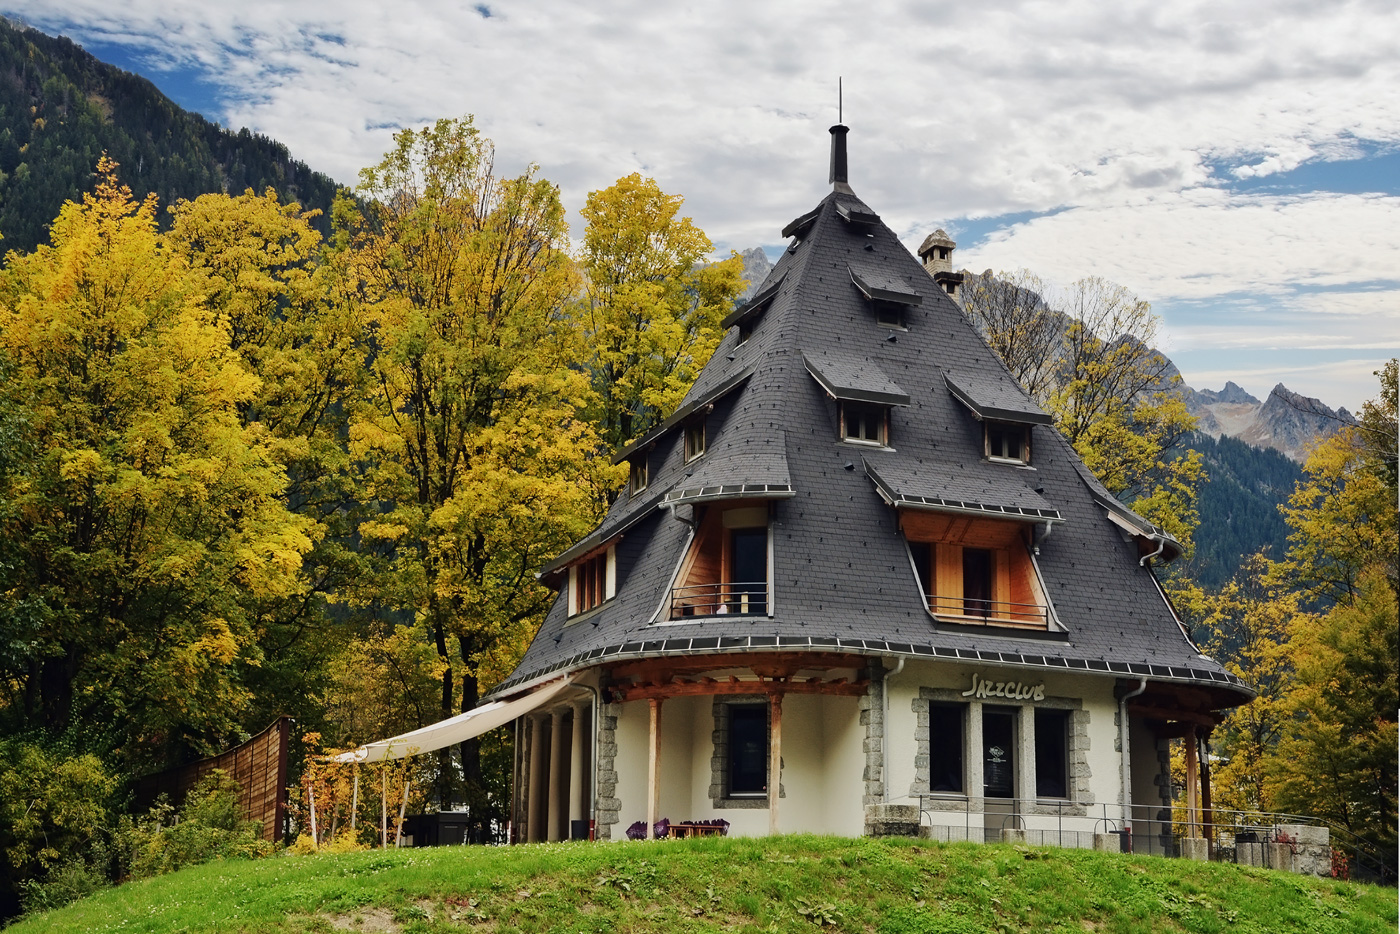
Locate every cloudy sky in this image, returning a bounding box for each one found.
[6,0,1398,411]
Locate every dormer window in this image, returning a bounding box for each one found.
[874,303,906,329]
[841,402,888,446]
[629,456,649,494]
[986,422,1030,464]
[685,420,706,462]
[567,545,616,617]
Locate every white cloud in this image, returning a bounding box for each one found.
[4,0,1400,407]
[956,189,1400,302]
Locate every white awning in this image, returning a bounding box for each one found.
[329,676,575,764]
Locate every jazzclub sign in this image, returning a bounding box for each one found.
[961,672,1045,702]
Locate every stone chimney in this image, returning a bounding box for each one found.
[917,228,963,304]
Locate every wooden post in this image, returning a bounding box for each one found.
[568,703,588,839]
[1183,725,1200,838]
[769,693,783,836]
[527,716,545,842]
[1200,730,1215,855]
[647,698,662,839]
[395,778,410,848]
[380,766,388,850]
[307,782,319,846]
[350,770,359,831]
[548,709,566,842]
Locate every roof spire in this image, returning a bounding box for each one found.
[829,78,853,193]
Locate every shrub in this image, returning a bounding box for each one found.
[121,770,272,879]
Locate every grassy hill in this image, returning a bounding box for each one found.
[7,836,1394,934]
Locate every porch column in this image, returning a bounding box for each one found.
[769,693,783,835]
[647,698,662,839]
[1183,724,1200,838]
[547,709,566,842]
[527,715,545,842]
[1199,729,1215,854]
[568,701,588,839]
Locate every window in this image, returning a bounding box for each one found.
[928,703,965,793]
[962,547,993,617]
[738,320,754,344]
[728,705,768,796]
[983,707,1016,798]
[986,422,1029,464]
[900,511,1051,629]
[1034,709,1070,798]
[567,546,615,617]
[629,456,648,494]
[841,402,888,445]
[670,504,770,619]
[685,420,706,462]
[875,303,905,329]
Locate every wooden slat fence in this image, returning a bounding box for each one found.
[132,717,290,842]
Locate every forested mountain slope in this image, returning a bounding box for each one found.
[1181,432,1304,590]
[0,17,339,251]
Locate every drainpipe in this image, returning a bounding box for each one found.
[1139,536,1167,567]
[577,682,601,838]
[883,657,905,803]
[1119,677,1148,830]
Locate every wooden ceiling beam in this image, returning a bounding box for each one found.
[612,677,869,703]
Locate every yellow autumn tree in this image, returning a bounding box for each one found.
[579,173,744,453]
[0,158,315,767]
[165,188,371,730]
[338,118,617,818]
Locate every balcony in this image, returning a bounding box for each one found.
[669,582,768,619]
[927,594,1048,629]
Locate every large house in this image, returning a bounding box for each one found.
[484,125,1252,846]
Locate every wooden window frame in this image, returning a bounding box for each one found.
[684,420,706,462]
[840,401,888,446]
[985,421,1030,465]
[567,545,617,618]
[629,456,649,494]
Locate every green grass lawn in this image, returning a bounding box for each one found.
[8,835,1395,933]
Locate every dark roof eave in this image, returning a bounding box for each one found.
[662,484,797,506]
[865,458,1063,523]
[720,272,787,329]
[944,374,1053,426]
[804,354,911,407]
[849,268,922,306]
[612,368,754,465]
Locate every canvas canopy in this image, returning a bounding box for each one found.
[330,676,575,764]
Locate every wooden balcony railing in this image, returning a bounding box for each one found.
[669,582,768,619]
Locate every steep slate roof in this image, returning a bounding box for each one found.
[492,131,1250,705]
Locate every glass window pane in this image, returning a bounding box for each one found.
[928,703,964,793]
[729,706,767,794]
[1035,709,1069,798]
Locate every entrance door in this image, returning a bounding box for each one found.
[982,707,1017,842]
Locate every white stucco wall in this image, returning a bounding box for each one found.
[886,659,1127,839]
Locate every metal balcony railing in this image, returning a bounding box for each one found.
[669,582,768,619]
[913,797,1395,884]
[927,594,1048,628]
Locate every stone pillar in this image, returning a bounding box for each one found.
[1183,726,1200,838]
[568,702,588,839]
[1181,836,1209,862]
[547,709,566,842]
[527,715,545,843]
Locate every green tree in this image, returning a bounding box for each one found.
[1273,360,1398,607]
[339,118,616,815]
[578,173,744,453]
[1196,555,1296,812]
[961,273,1204,551]
[0,158,315,766]
[1268,569,1397,854]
